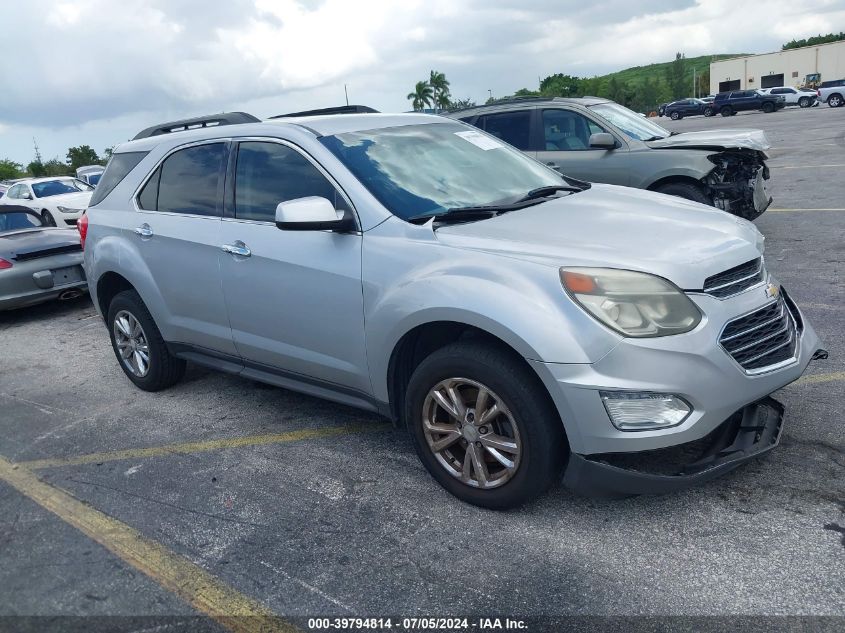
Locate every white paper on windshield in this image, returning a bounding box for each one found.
[454,130,505,150]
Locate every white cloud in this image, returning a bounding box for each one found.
[0,0,844,163]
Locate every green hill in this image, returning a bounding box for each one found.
[601,54,743,87]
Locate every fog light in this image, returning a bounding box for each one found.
[600,391,691,431]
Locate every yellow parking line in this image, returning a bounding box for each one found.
[767,208,845,212]
[21,424,386,470]
[795,371,845,386]
[0,456,295,633]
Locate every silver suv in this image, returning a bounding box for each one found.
[448,97,773,220]
[83,109,825,509]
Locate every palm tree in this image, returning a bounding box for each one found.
[407,81,433,111]
[429,70,450,112]
[435,91,451,111]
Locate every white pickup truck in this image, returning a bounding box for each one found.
[817,84,844,107]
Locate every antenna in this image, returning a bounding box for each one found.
[33,138,42,163]
[344,84,349,106]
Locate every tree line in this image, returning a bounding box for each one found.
[0,143,112,181]
[783,32,845,50]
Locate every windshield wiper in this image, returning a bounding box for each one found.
[407,197,553,226]
[515,184,583,203]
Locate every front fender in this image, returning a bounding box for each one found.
[362,221,621,403]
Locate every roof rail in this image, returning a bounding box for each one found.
[132,112,261,140]
[448,95,607,114]
[269,105,379,119]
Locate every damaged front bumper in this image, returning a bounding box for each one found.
[563,397,784,497]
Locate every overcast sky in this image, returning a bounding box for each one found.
[1,0,843,165]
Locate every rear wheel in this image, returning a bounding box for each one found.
[704,107,714,117]
[720,106,733,117]
[107,290,186,391]
[654,181,712,206]
[761,102,774,113]
[405,341,566,509]
[798,97,811,108]
[828,94,843,107]
[41,210,56,227]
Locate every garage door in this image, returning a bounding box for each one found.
[719,79,741,92]
[761,74,784,89]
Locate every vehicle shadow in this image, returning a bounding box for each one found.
[0,293,95,329]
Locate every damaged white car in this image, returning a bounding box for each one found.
[450,97,772,220]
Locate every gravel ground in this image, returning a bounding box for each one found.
[0,104,843,631]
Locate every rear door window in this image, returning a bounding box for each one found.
[476,111,532,150]
[141,143,227,216]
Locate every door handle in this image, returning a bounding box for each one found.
[133,224,153,238]
[221,242,251,257]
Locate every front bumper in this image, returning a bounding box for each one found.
[531,280,821,458]
[563,397,784,496]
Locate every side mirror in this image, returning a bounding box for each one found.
[589,132,616,149]
[21,192,32,200]
[275,196,356,232]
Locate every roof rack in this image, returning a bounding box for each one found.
[269,105,379,119]
[132,112,261,140]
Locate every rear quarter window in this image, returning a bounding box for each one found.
[89,152,149,207]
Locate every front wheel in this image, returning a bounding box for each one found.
[798,97,810,108]
[41,210,56,227]
[405,341,566,509]
[107,290,186,391]
[670,111,681,120]
[654,181,712,206]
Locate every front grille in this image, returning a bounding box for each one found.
[720,297,797,372]
[13,244,82,262]
[704,257,764,298]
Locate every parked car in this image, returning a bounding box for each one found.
[658,102,669,117]
[0,177,94,227]
[664,98,714,119]
[713,90,786,116]
[817,84,844,107]
[0,206,87,310]
[76,165,105,186]
[0,184,7,199]
[757,87,817,108]
[82,109,824,508]
[448,97,773,219]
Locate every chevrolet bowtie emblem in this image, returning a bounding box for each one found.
[765,283,780,299]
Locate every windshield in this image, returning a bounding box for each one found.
[32,179,93,198]
[320,122,564,221]
[588,102,670,141]
[0,211,42,232]
[87,173,101,186]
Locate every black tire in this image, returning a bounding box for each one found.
[41,210,56,227]
[654,181,712,206]
[704,107,714,117]
[107,289,186,391]
[761,102,774,113]
[670,111,681,120]
[720,106,733,117]
[798,97,810,108]
[828,93,843,108]
[404,340,566,509]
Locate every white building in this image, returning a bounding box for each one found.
[710,40,845,93]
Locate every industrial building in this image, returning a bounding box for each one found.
[709,40,845,93]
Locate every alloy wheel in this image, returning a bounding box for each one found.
[113,310,151,377]
[421,377,522,489]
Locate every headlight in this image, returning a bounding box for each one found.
[57,206,83,214]
[560,267,702,337]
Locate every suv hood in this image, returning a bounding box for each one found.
[647,129,770,153]
[434,184,763,290]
